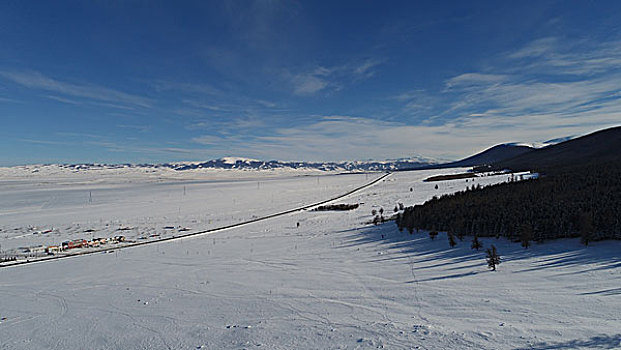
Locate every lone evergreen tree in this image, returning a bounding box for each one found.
[448,232,457,247]
[471,235,482,250]
[579,212,593,246]
[396,213,403,232]
[486,245,501,271]
[520,223,533,249]
[373,215,380,225]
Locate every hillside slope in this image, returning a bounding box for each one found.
[446,144,535,167]
[496,126,621,171]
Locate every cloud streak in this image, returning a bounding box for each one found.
[287,58,383,96]
[393,35,621,146]
[0,71,152,108]
[185,34,621,163]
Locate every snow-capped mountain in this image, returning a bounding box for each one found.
[504,135,576,149]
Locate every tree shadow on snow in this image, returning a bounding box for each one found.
[337,224,490,281]
[579,287,621,296]
[514,333,621,350]
[338,222,621,278]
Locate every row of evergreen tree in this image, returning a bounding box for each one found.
[396,159,621,245]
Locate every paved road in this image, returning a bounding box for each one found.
[1,172,391,268]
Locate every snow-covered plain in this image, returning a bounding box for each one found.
[0,166,379,252]
[0,167,619,349]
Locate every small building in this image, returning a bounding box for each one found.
[93,237,107,244]
[63,239,87,250]
[46,246,61,255]
[29,245,47,254]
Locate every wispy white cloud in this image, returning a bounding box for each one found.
[234,113,620,161]
[0,70,153,108]
[286,58,383,95]
[445,77,621,118]
[182,99,232,112]
[508,37,557,59]
[185,115,494,161]
[151,80,223,96]
[43,95,82,105]
[0,96,21,103]
[505,36,621,76]
[445,73,508,89]
[18,138,70,146]
[291,73,329,95]
[191,135,227,145]
[187,35,621,162]
[43,94,139,111]
[116,124,151,133]
[86,140,210,157]
[189,115,266,134]
[390,35,621,149]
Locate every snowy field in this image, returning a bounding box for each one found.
[0,165,380,252]
[0,167,619,349]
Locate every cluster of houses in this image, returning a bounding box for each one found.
[19,235,126,256]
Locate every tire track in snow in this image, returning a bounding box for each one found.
[1,172,391,268]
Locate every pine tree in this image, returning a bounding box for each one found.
[471,235,482,250]
[486,245,501,271]
[396,213,404,232]
[579,211,593,246]
[520,223,533,249]
[448,232,457,247]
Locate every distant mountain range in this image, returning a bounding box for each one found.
[59,155,441,172]
[19,126,621,173]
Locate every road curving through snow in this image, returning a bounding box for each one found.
[0,172,391,268]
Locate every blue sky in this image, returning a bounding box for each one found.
[1,1,621,166]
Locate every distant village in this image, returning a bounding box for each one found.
[1,235,128,264]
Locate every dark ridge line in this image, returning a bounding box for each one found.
[1,172,391,269]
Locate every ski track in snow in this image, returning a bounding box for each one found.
[0,168,619,349]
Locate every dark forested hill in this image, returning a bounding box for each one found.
[397,126,621,244]
[444,144,535,168]
[495,126,621,172]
